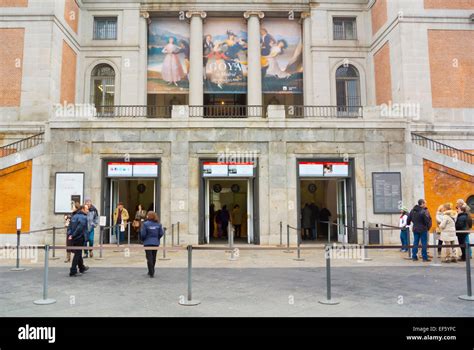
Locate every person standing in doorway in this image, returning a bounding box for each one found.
[210,203,216,239]
[84,198,99,258]
[319,207,332,240]
[140,211,164,278]
[407,199,432,262]
[231,204,242,239]
[68,205,90,277]
[399,206,409,252]
[113,202,129,243]
[221,205,230,238]
[133,204,147,242]
[302,203,312,240]
[310,203,319,240]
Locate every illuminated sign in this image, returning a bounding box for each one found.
[203,162,255,177]
[107,162,158,177]
[298,161,349,177]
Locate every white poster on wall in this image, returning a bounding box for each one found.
[54,173,84,214]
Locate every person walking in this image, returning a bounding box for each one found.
[140,211,164,278]
[407,199,432,262]
[68,205,90,277]
[438,203,458,263]
[64,202,80,263]
[302,203,312,240]
[455,204,472,262]
[231,204,242,239]
[220,205,230,238]
[84,198,99,258]
[133,204,147,242]
[399,206,409,252]
[113,202,129,243]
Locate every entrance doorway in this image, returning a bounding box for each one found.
[108,179,156,243]
[299,179,348,243]
[204,179,253,244]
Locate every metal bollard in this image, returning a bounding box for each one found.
[177,221,180,246]
[34,245,56,305]
[430,232,441,267]
[327,221,331,243]
[319,245,339,305]
[293,226,305,261]
[359,221,372,262]
[171,224,175,246]
[406,228,412,259]
[179,245,200,306]
[50,227,59,260]
[127,221,131,246]
[284,225,293,253]
[459,242,474,301]
[278,221,283,247]
[96,226,104,260]
[11,228,26,271]
[159,228,170,261]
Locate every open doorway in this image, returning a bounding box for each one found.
[109,179,156,243]
[205,179,252,244]
[299,179,348,243]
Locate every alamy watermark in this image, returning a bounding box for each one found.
[0,244,38,263]
[381,101,420,120]
[53,102,97,118]
[325,243,365,260]
[217,147,258,167]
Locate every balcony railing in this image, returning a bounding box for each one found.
[95,105,172,118]
[0,132,45,158]
[411,133,473,165]
[285,105,363,118]
[189,105,264,118]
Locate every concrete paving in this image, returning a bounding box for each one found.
[0,246,473,317]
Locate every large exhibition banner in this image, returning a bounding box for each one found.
[203,18,248,94]
[260,19,303,94]
[148,18,190,94]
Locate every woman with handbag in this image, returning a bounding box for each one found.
[133,204,147,242]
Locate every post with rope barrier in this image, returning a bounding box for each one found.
[96,226,104,260]
[159,227,170,261]
[284,225,293,253]
[327,219,331,243]
[50,227,60,260]
[33,245,56,305]
[359,221,372,262]
[168,224,178,253]
[430,230,442,267]
[179,245,200,306]
[228,222,237,261]
[11,217,26,272]
[319,244,339,305]
[278,221,283,247]
[177,221,180,246]
[404,226,412,260]
[127,221,131,246]
[293,225,305,261]
[459,242,474,301]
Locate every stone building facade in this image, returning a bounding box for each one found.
[0,0,473,245]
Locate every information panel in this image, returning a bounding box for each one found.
[372,172,402,214]
[298,161,349,177]
[54,173,84,214]
[107,162,158,178]
[203,162,255,177]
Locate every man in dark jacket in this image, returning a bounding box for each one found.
[456,205,472,261]
[140,212,164,278]
[407,199,432,262]
[68,205,90,277]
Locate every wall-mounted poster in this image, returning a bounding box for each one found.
[54,173,84,214]
[203,19,248,94]
[261,19,303,93]
[148,18,190,94]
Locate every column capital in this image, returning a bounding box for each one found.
[185,11,207,19]
[243,11,264,19]
[301,11,311,19]
[140,11,151,24]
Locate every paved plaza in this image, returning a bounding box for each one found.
[1,246,472,317]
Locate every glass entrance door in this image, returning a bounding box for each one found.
[336,179,348,243]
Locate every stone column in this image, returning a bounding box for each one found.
[186,11,206,107]
[244,11,264,111]
[301,12,313,106]
[140,11,151,107]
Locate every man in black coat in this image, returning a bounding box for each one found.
[456,205,472,261]
[68,205,90,277]
[407,199,432,262]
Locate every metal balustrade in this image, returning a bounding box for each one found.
[411,133,473,165]
[285,105,363,118]
[0,132,45,158]
[189,105,264,118]
[95,105,172,118]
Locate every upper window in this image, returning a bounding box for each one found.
[333,17,357,40]
[93,17,117,40]
[336,64,361,114]
[91,64,115,113]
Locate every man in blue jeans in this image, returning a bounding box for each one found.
[407,199,432,262]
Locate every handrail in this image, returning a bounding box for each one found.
[0,132,45,158]
[411,132,473,164]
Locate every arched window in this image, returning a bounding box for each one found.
[91,64,115,109]
[336,64,361,114]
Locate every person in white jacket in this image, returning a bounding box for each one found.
[438,203,459,263]
[399,207,409,252]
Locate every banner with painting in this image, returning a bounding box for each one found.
[148,19,190,94]
[203,19,248,94]
[261,19,303,94]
